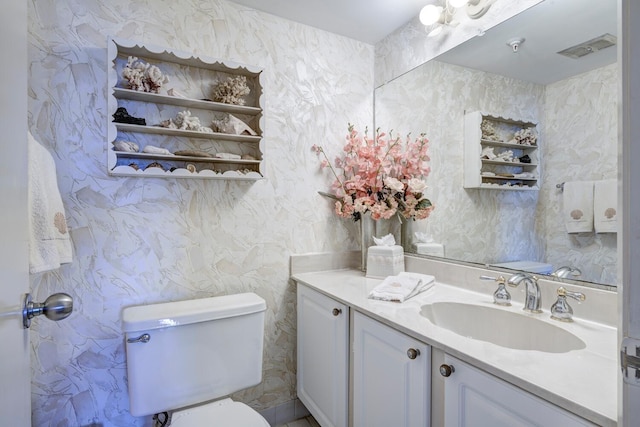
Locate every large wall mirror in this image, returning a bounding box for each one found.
[375,0,618,288]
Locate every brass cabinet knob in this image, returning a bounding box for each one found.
[439,364,455,377]
[332,308,342,316]
[407,348,421,359]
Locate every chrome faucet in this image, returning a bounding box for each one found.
[551,266,582,279]
[507,273,542,313]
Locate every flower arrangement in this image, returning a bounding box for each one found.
[313,124,434,221]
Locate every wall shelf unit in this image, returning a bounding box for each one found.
[107,37,264,180]
[464,111,539,190]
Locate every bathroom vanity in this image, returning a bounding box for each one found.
[292,253,617,427]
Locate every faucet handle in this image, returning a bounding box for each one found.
[557,286,586,302]
[550,287,586,322]
[480,275,511,306]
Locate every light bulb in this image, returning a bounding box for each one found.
[448,0,468,8]
[419,5,443,26]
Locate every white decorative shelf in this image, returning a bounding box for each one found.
[464,111,539,190]
[107,36,265,180]
[115,123,262,143]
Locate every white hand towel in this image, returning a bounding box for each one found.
[594,179,617,233]
[368,273,435,303]
[28,132,73,274]
[563,181,594,233]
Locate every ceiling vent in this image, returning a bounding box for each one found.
[557,33,617,59]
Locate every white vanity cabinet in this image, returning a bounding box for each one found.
[440,355,596,426]
[297,285,349,427]
[463,111,539,190]
[352,312,431,427]
[107,37,264,180]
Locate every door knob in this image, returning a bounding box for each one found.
[23,293,73,329]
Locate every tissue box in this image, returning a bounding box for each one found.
[366,245,405,278]
[413,242,444,257]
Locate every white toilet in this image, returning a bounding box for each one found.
[122,292,270,426]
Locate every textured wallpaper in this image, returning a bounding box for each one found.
[375,61,618,285]
[27,1,372,425]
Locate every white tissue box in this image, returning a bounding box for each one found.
[366,245,405,278]
[413,242,445,257]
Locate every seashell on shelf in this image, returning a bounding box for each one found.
[143,145,173,155]
[211,114,257,136]
[113,140,139,152]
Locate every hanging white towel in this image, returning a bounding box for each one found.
[594,179,617,233]
[368,272,435,303]
[28,132,73,274]
[563,181,594,233]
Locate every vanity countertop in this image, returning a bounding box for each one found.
[292,268,617,426]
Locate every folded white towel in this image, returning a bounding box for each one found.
[563,181,594,233]
[28,132,73,274]
[368,272,435,303]
[594,179,617,233]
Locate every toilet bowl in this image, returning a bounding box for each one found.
[170,399,269,427]
[122,293,269,425]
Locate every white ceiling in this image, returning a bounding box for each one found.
[226,0,431,44]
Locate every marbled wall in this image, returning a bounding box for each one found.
[27,1,373,425]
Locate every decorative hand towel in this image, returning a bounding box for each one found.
[594,179,617,233]
[28,132,73,274]
[368,273,435,303]
[563,181,594,233]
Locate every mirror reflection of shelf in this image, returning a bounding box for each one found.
[481,159,537,167]
[464,111,539,190]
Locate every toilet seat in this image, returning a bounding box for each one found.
[170,398,270,427]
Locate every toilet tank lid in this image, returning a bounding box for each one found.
[122,292,266,333]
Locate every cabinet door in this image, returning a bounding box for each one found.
[297,285,349,427]
[353,312,431,427]
[442,355,595,426]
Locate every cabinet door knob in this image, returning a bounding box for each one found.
[439,364,455,377]
[332,308,342,316]
[407,348,421,359]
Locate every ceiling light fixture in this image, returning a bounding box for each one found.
[419,0,493,36]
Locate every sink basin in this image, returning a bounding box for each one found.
[420,302,585,353]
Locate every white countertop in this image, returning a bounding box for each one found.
[292,268,617,426]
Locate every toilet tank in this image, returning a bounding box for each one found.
[122,293,266,417]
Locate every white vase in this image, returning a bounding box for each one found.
[359,213,375,271]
